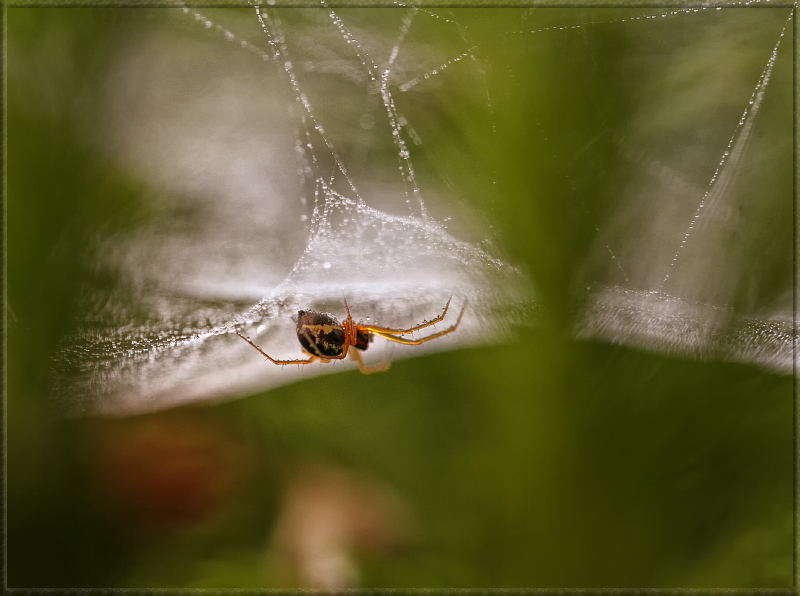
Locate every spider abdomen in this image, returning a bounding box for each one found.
[296,311,346,358]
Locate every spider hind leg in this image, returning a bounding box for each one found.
[236,332,317,366]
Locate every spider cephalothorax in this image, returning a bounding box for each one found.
[237,297,466,374]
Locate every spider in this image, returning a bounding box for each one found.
[236,296,467,374]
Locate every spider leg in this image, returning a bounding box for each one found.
[349,346,392,374]
[236,332,317,365]
[342,295,356,346]
[361,295,455,336]
[372,300,467,345]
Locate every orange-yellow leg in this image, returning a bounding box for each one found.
[372,299,467,345]
[349,347,392,374]
[361,296,454,336]
[236,332,317,365]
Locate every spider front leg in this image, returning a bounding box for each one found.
[236,332,317,366]
[362,296,455,336]
[372,299,467,345]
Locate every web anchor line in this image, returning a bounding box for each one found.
[249,2,365,206]
[323,3,429,220]
[659,14,790,290]
[399,8,700,93]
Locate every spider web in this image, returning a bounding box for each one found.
[574,7,793,372]
[50,5,792,417]
[52,6,533,416]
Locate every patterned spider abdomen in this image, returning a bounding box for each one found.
[296,311,346,358]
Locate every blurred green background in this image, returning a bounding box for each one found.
[7,6,793,589]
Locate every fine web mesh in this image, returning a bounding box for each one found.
[53,6,534,416]
[52,5,793,417]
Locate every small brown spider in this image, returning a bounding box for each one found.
[236,296,467,374]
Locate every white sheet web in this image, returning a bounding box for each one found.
[51,5,792,417]
[53,5,533,416]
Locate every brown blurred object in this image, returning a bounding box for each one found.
[85,407,249,535]
[267,462,416,589]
